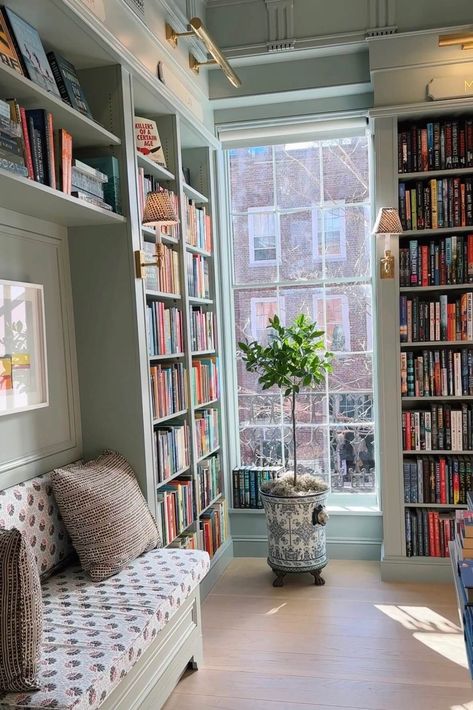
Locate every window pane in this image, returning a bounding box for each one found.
[279,210,323,282]
[322,136,369,204]
[275,143,321,208]
[232,215,277,284]
[324,205,371,280]
[229,146,274,211]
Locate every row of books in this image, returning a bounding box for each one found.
[402,405,473,451]
[0,7,93,118]
[399,178,473,231]
[186,252,210,299]
[168,531,198,550]
[399,235,473,287]
[232,466,284,509]
[194,408,219,459]
[154,421,189,482]
[201,499,227,558]
[398,118,473,174]
[150,362,186,421]
[399,294,473,343]
[400,349,473,397]
[144,242,180,295]
[158,476,194,546]
[186,202,212,252]
[192,357,219,406]
[405,508,454,557]
[403,456,473,505]
[190,307,215,352]
[146,302,184,357]
[196,455,221,514]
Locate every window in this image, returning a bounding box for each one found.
[248,209,278,264]
[228,134,374,498]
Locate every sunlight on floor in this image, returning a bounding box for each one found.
[264,603,287,616]
[375,604,468,670]
[451,703,473,710]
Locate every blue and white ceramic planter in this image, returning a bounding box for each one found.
[260,488,329,586]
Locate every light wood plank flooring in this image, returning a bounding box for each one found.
[164,558,472,710]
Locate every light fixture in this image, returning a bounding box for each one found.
[135,190,179,278]
[372,207,403,280]
[439,32,473,49]
[165,17,242,88]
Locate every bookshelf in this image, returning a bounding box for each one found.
[373,105,473,580]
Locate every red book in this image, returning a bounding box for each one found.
[444,520,451,557]
[420,129,428,171]
[468,234,473,283]
[421,245,429,286]
[405,412,411,450]
[57,128,72,194]
[439,458,447,504]
[19,106,34,179]
[428,512,436,556]
[433,512,441,557]
[45,112,56,190]
[461,183,467,226]
[453,466,460,504]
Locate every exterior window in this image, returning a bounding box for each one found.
[228,135,374,498]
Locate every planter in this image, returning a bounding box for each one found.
[260,488,329,587]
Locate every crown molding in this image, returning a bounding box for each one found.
[206,0,259,7]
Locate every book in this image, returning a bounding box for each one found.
[460,560,473,602]
[25,109,54,187]
[134,115,166,166]
[79,156,121,214]
[2,7,60,96]
[47,51,93,118]
[0,10,24,74]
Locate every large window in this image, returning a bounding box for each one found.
[228,134,374,496]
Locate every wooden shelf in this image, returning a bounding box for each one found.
[194,399,219,410]
[183,183,208,204]
[149,352,185,361]
[0,169,125,226]
[400,284,473,293]
[185,243,212,257]
[145,289,181,301]
[192,349,216,357]
[153,409,187,425]
[136,152,175,181]
[399,167,473,181]
[142,226,179,246]
[400,226,473,237]
[402,396,473,401]
[400,340,473,348]
[156,465,191,490]
[403,450,472,455]
[196,446,220,463]
[165,519,197,548]
[198,493,223,516]
[404,503,467,509]
[188,296,213,305]
[0,62,120,148]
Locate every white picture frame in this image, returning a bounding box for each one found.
[0,279,48,416]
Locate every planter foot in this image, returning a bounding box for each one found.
[311,570,325,586]
[272,570,286,587]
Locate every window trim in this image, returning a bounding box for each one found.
[250,296,286,341]
[312,205,347,264]
[312,292,352,352]
[248,207,280,266]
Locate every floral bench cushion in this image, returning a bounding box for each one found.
[0,473,74,578]
[0,548,210,709]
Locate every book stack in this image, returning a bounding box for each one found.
[196,454,221,514]
[0,100,27,177]
[404,456,472,504]
[400,235,473,287]
[398,118,473,174]
[399,177,473,231]
[157,476,194,545]
[402,404,473,451]
[154,421,189,482]
[190,307,215,352]
[192,357,219,406]
[168,531,198,550]
[232,466,284,509]
[187,253,210,299]
[400,349,473,397]
[186,202,211,252]
[405,507,455,556]
[71,159,112,211]
[80,156,121,214]
[201,498,227,557]
[150,362,186,420]
[146,302,183,356]
[194,408,219,458]
[399,293,473,343]
[144,243,180,295]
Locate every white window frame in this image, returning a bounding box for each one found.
[250,296,286,341]
[312,205,347,264]
[312,293,351,351]
[248,207,280,266]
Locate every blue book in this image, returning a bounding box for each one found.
[460,559,473,602]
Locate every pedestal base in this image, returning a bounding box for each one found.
[269,561,327,587]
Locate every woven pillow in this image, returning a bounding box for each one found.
[0,528,43,692]
[51,451,160,581]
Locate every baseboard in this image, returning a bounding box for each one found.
[200,537,233,599]
[380,554,454,583]
[232,536,382,561]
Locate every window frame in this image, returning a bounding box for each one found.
[248,207,280,266]
[312,292,352,352]
[312,205,347,264]
[250,295,286,341]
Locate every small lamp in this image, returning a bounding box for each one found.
[372,207,403,280]
[135,189,179,278]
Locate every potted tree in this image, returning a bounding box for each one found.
[239,313,333,587]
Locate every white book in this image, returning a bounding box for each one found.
[435,301,440,342]
[430,301,435,341]
[454,352,462,396]
[468,293,473,341]
[424,411,432,451]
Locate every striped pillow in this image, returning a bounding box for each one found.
[0,528,43,692]
[51,451,160,582]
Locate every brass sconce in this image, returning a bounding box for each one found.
[372,208,403,280]
[439,32,473,50]
[135,189,179,278]
[165,17,242,88]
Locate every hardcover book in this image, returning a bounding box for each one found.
[134,115,166,166]
[47,51,93,118]
[0,10,23,75]
[2,7,60,96]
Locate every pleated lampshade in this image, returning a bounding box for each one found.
[372,207,403,235]
[142,190,179,227]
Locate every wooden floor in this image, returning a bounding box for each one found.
[164,558,472,710]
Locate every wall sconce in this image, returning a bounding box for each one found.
[135,190,179,278]
[165,17,242,88]
[439,32,473,50]
[372,207,403,280]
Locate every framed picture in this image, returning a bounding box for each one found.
[0,279,48,416]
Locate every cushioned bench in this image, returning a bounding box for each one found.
[0,472,210,710]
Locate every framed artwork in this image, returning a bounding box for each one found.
[0,279,48,416]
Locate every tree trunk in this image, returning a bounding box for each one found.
[292,390,297,487]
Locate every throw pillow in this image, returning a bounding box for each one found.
[0,528,43,692]
[51,451,160,581]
